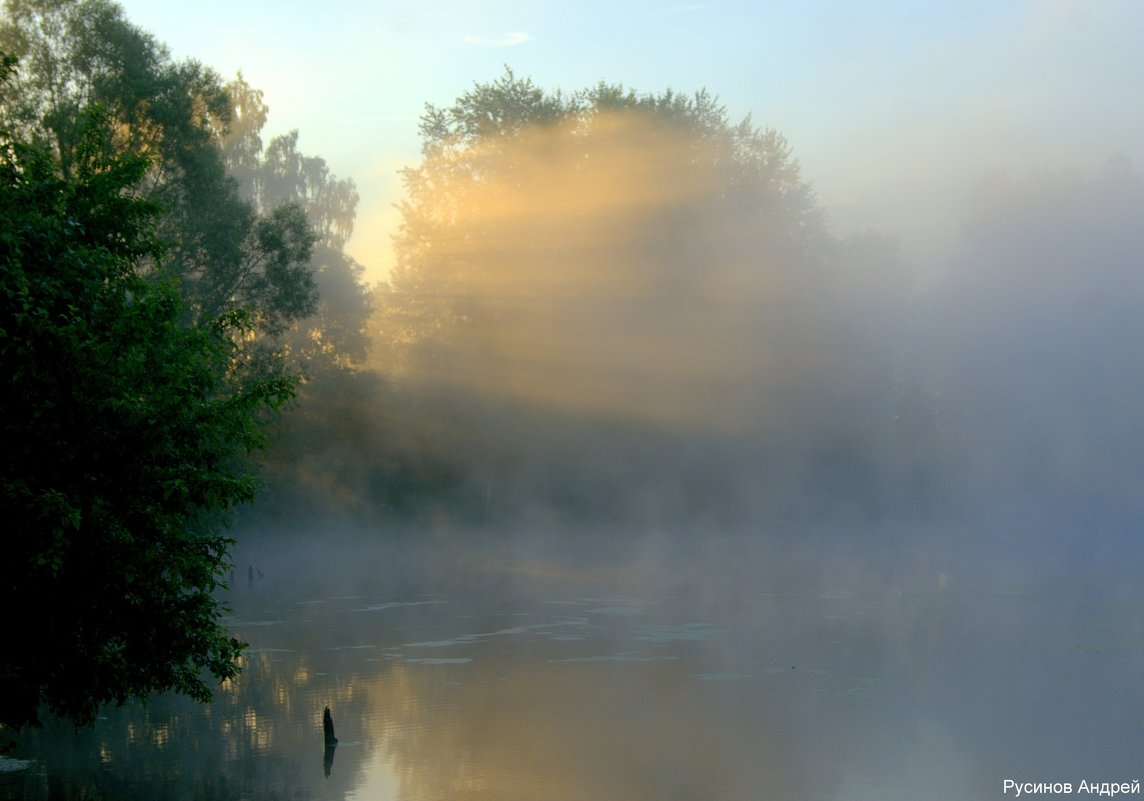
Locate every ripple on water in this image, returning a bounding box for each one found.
[632,623,724,642]
[692,672,752,681]
[549,652,679,663]
[350,600,449,613]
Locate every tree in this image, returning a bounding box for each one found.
[379,69,837,428]
[367,70,922,524]
[0,64,297,728]
[0,0,320,346]
[219,75,371,368]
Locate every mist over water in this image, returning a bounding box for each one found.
[13,522,1144,801]
[212,76,1144,796]
[8,51,1144,799]
[227,99,1144,797]
[266,100,1144,569]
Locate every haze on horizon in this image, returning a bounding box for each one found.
[13,0,1141,561]
[5,3,1144,795]
[116,0,1144,286]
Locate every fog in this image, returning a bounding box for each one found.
[5,0,1144,794]
[249,96,1144,571]
[383,111,853,432]
[926,156,1144,559]
[139,516,1139,801]
[195,77,1144,801]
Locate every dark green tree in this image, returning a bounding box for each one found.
[0,62,297,728]
[0,0,319,344]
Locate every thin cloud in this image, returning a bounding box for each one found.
[463,31,532,47]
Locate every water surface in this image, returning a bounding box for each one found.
[5,529,1143,800]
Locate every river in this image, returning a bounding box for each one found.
[4,525,1143,800]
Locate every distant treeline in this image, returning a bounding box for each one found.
[253,71,1144,546]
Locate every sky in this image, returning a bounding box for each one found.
[116,0,1144,285]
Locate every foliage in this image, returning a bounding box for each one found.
[0,0,373,723]
[378,69,872,421]
[0,81,297,728]
[219,75,371,367]
[0,0,320,348]
[357,69,925,524]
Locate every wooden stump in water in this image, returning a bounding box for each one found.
[323,706,338,746]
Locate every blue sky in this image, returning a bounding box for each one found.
[118,0,1144,283]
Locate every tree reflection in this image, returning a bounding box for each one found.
[11,543,1144,801]
[8,648,363,800]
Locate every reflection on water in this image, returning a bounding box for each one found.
[4,531,1144,800]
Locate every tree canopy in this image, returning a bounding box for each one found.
[377,69,902,437]
[354,69,925,526]
[217,85,371,367]
[0,1,379,726]
[0,63,298,727]
[0,0,370,370]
